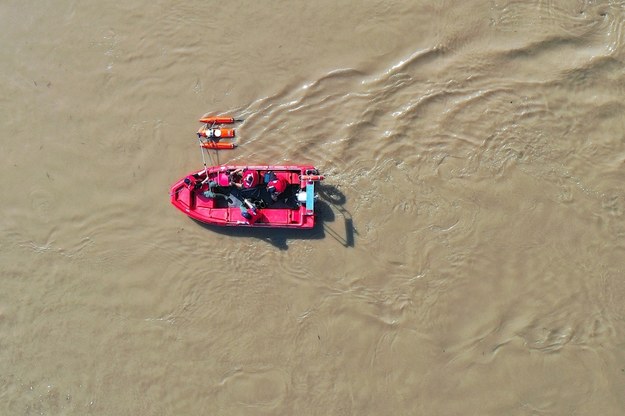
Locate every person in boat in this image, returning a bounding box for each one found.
[225,169,242,187]
[240,198,260,224]
[266,172,288,202]
[202,180,222,199]
[183,173,203,190]
[229,168,260,189]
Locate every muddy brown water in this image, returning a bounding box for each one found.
[2,1,625,414]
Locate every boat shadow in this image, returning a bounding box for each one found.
[316,183,357,248]
[193,219,324,250]
[191,184,356,250]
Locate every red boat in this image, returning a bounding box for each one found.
[170,165,324,228]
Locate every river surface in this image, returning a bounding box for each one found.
[2,1,625,415]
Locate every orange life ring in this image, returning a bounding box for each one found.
[201,141,236,149]
[299,174,324,181]
[198,116,239,124]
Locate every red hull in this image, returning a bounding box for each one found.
[170,165,323,228]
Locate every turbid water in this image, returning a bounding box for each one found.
[2,1,625,414]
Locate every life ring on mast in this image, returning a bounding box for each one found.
[300,174,324,182]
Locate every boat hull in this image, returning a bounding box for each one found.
[170,165,322,229]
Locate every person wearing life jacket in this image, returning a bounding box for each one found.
[264,172,287,202]
[183,173,202,190]
[240,198,260,224]
[230,168,260,189]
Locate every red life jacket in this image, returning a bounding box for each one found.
[217,172,230,187]
[267,177,287,195]
[241,199,261,224]
[242,170,260,188]
[184,175,197,189]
